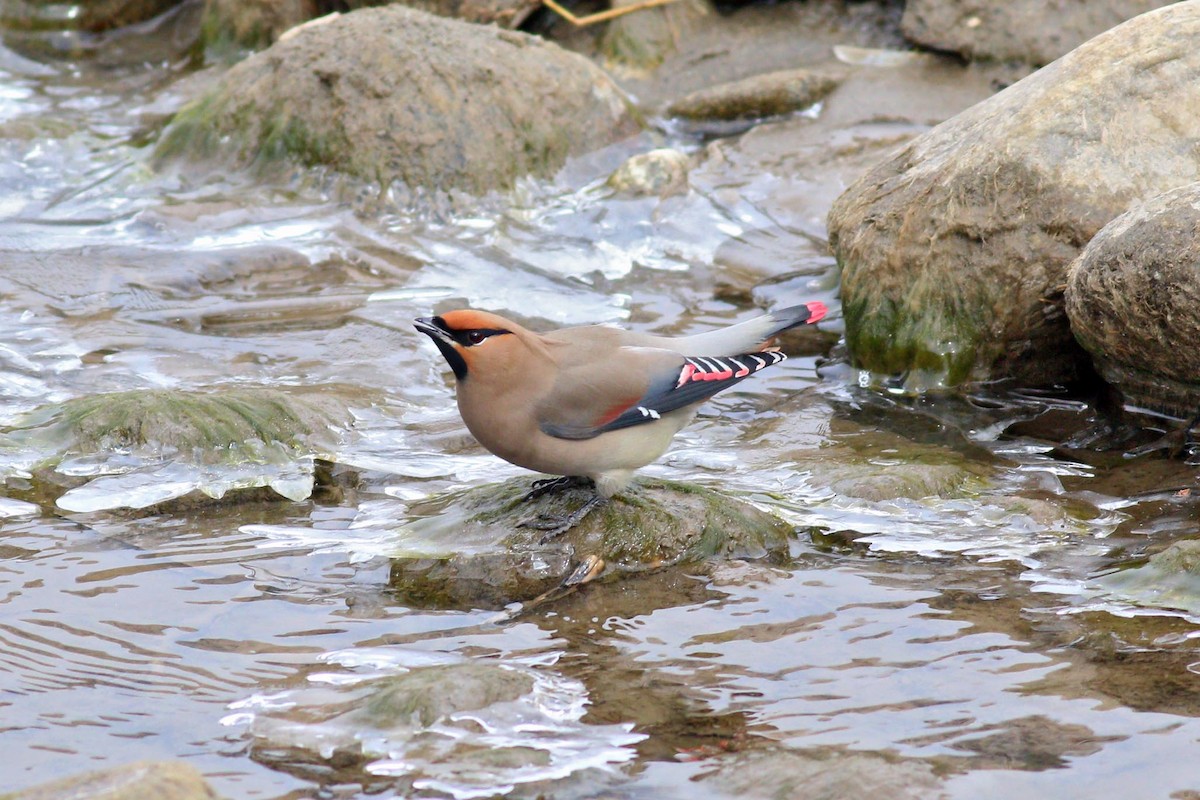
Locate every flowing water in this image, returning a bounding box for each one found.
[3,7,1200,800]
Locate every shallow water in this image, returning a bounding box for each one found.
[3,8,1200,800]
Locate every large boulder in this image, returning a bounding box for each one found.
[828,1,1200,390]
[1065,182,1200,418]
[901,0,1177,66]
[157,6,640,195]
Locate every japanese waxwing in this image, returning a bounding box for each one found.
[415,302,827,500]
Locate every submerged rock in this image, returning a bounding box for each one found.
[791,422,991,502]
[3,386,358,511]
[1065,182,1200,418]
[388,477,793,607]
[157,6,640,196]
[240,656,642,793]
[828,2,1200,389]
[699,747,944,800]
[4,760,220,800]
[901,0,1174,66]
[1097,540,1200,616]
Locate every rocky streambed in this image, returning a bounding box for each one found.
[4,1,1200,799]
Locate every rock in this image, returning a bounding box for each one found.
[828,2,1200,390]
[1,0,197,62]
[665,68,840,127]
[200,0,540,52]
[901,0,1176,66]
[698,747,945,800]
[1097,540,1200,616]
[1,0,185,33]
[5,760,220,800]
[1065,182,1200,418]
[200,0,319,53]
[388,477,793,607]
[3,386,360,511]
[355,663,535,728]
[599,0,711,71]
[156,6,640,196]
[606,148,690,197]
[240,657,643,792]
[794,429,989,502]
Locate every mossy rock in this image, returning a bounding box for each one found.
[388,477,794,608]
[12,386,350,459]
[159,5,640,195]
[0,386,361,511]
[828,3,1200,389]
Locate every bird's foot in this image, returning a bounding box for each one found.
[521,475,595,502]
[519,494,606,544]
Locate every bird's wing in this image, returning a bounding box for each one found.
[537,346,787,440]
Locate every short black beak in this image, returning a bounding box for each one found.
[415,316,467,381]
[414,317,450,341]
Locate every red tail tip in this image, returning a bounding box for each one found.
[805,301,828,324]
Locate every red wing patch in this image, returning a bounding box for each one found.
[596,397,641,426]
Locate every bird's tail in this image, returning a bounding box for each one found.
[669,301,827,356]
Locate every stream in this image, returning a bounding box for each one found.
[3,3,1200,799]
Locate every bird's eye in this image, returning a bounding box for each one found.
[467,330,487,345]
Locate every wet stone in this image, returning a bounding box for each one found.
[698,746,945,800]
[4,760,220,800]
[606,148,690,197]
[240,657,643,794]
[1097,540,1200,616]
[665,68,840,124]
[355,663,535,728]
[388,477,794,608]
[2,386,360,512]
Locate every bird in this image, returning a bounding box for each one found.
[415,302,827,535]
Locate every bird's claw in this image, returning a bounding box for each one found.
[516,494,605,543]
[521,475,594,502]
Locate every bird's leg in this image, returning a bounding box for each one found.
[521,475,594,502]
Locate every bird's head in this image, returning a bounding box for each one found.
[414,309,520,382]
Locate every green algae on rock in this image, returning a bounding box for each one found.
[828,2,1200,390]
[157,5,641,195]
[388,477,794,608]
[1,386,359,512]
